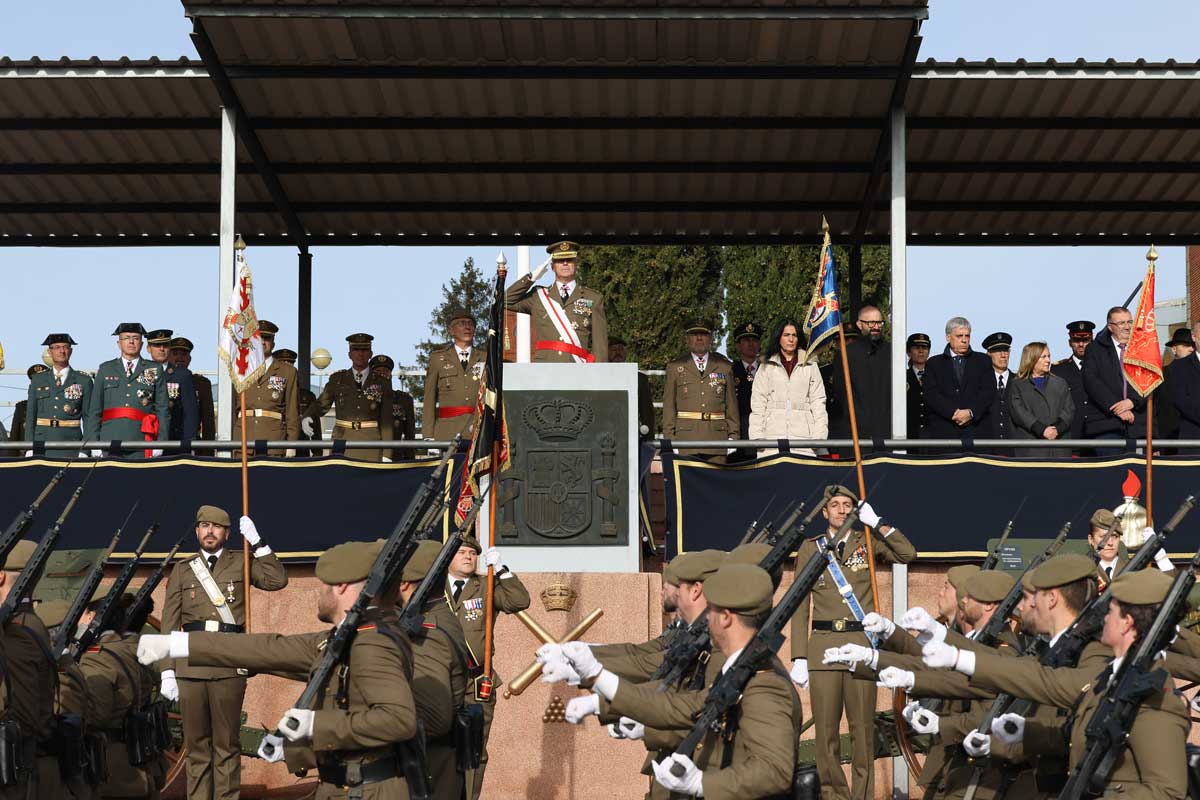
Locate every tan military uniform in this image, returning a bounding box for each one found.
[661,352,739,457]
[789,526,916,800]
[235,357,300,455]
[391,391,417,462]
[305,369,394,462]
[444,571,530,800]
[186,610,419,800]
[422,346,485,441]
[505,275,608,363]
[161,548,288,800]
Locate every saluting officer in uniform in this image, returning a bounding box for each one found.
[422,308,485,442]
[147,328,199,446]
[506,241,608,363]
[788,485,916,800]
[141,541,418,799]
[85,323,170,458]
[371,355,417,462]
[25,334,91,452]
[304,333,394,462]
[444,536,530,800]
[160,506,288,800]
[11,364,50,443]
[905,333,931,437]
[661,322,739,459]
[235,320,300,456]
[1051,320,1095,450]
[169,337,217,444]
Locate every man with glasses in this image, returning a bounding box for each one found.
[829,305,892,452]
[1082,306,1150,452]
[86,323,170,457]
[25,334,91,454]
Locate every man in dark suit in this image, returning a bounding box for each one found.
[1165,327,1200,440]
[829,306,891,452]
[905,333,931,437]
[920,316,996,450]
[728,322,761,460]
[1051,320,1095,452]
[1082,306,1150,452]
[981,331,1015,454]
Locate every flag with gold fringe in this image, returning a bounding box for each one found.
[1122,247,1164,397]
[801,220,842,364]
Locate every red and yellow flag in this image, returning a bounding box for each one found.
[1122,246,1163,397]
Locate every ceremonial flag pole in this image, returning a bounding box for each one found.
[219,235,268,630]
[802,218,879,607]
[1122,245,1164,522]
[455,251,511,700]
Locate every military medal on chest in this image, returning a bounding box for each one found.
[226,580,236,604]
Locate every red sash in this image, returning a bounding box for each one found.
[437,406,474,419]
[535,340,596,363]
[101,407,159,457]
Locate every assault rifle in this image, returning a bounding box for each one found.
[0,468,67,564]
[668,506,862,775]
[51,501,137,655]
[980,498,1026,572]
[70,517,159,660]
[262,441,458,759]
[737,496,776,546]
[122,535,188,633]
[0,468,94,627]
[1059,535,1200,800]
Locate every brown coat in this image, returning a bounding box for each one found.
[161,547,288,679]
[422,346,485,441]
[661,353,740,456]
[304,369,394,462]
[79,633,158,798]
[506,274,608,363]
[443,572,530,690]
[235,358,301,445]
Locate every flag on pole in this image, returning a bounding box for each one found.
[455,259,512,524]
[801,218,843,365]
[1122,246,1164,397]
[218,237,268,393]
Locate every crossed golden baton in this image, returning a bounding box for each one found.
[503,608,604,698]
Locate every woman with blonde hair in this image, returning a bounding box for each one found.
[1008,341,1075,457]
[749,318,827,457]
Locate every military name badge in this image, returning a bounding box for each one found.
[63,384,83,401]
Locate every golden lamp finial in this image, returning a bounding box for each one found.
[234,234,247,251]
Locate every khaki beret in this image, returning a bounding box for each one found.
[195,505,231,527]
[36,598,71,629]
[823,484,859,504]
[964,570,1015,603]
[401,540,444,583]
[1031,554,1098,590]
[1090,509,1117,531]
[704,564,774,616]
[316,541,377,585]
[946,564,981,592]
[460,535,483,555]
[1110,568,1174,606]
[727,543,772,568]
[673,549,726,583]
[663,560,680,587]
[3,540,36,572]
[1020,571,1037,592]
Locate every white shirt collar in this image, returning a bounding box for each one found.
[1099,557,1117,570]
[353,367,368,382]
[1048,627,1068,648]
[447,573,469,590]
[721,647,746,674]
[558,280,576,297]
[1073,355,1083,368]
[204,548,224,562]
[264,356,273,370]
[1110,656,1124,674]
[54,366,69,381]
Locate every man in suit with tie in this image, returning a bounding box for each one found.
[444,536,530,800]
[161,505,288,800]
[919,316,996,450]
[1051,320,1095,453]
[1082,306,1149,452]
[1165,327,1200,441]
[905,332,931,437]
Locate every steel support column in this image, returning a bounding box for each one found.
[298,251,313,390]
[216,105,237,444]
[516,245,531,362]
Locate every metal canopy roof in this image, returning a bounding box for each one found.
[3,3,1199,247]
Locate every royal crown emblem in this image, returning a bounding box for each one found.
[540,582,577,613]
[523,398,593,441]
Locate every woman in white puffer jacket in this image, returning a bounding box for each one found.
[749,318,828,457]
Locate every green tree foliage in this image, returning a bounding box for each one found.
[412,257,492,422]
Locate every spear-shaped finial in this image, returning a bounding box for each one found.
[235,234,247,251]
[1146,243,1158,266]
[821,216,830,235]
[496,251,507,268]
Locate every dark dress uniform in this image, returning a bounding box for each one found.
[161,507,288,800]
[371,355,417,462]
[26,347,91,447]
[906,365,928,436]
[163,361,199,444]
[1166,349,1200,440]
[422,345,485,441]
[85,325,171,457]
[1051,321,1095,449]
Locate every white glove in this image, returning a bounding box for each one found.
[858,501,883,529]
[23,450,32,458]
[381,456,393,463]
[822,644,877,670]
[484,547,502,568]
[257,733,285,763]
[790,659,810,688]
[78,451,90,460]
[278,708,315,742]
[901,607,948,645]
[652,754,704,797]
[876,666,915,690]
[1154,546,1174,572]
[992,713,1025,745]
[159,672,179,702]
[301,418,315,437]
[536,642,564,665]
[901,700,921,724]
[909,708,939,735]
[541,659,581,685]
[531,258,550,282]
[240,516,262,547]
[90,449,104,458]
[562,641,602,680]
[150,449,163,458]
[564,694,600,724]
[963,731,991,757]
[138,635,173,665]
[615,717,644,740]
[921,641,960,670]
[862,612,896,639]
[284,448,297,459]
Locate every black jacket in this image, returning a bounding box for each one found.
[906,365,928,436]
[1166,354,1200,440]
[920,345,997,440]
[982,369,1015,443]
[731,359,756,440]
[828,338,892,444]
[1081,328,1149,437]
[1050,356,1089,441]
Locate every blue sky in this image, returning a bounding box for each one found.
[2,1,1198,426]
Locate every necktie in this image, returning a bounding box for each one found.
[1094,664,1114,694]
[452,580,465,602]
[207,555,218,571]
[460,353,469,371]
[916,369,924,384]
[1105,565,1113,578]
[953,356,964,385]
[55,372,62,388]
[125,361,133,378]
[561,285,570,303]
[1118,343,1128,400]
[997,373,1005,391]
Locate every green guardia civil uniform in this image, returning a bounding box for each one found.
[661,347,740,458]
[26,364,92,445]
[504,242,608,363]
[85,356,170,455]
[304,367,394,462]
[422,345,485,441]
